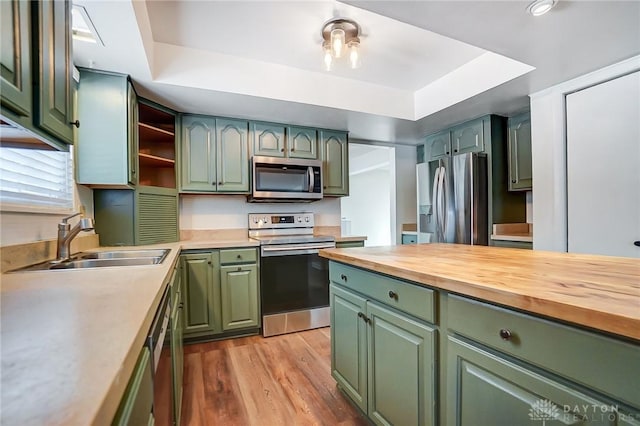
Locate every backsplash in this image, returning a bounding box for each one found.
[179,194,341,230]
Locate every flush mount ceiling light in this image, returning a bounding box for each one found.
[526,0,557,16]
[322,18,361,71]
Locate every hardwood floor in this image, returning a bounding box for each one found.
[181,327,368,426]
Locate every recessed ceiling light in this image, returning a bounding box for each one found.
[72,5,104,45]
[526,0,557,16]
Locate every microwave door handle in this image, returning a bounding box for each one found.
[308,166,314,192]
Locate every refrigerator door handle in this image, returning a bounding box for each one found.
[437,166,446,241]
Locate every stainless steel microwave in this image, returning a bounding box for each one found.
[249,156,323,202]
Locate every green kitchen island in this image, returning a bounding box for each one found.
[319,243,640,426]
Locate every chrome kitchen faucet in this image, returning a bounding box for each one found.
[56,212,94,261]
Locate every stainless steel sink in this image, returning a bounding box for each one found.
[49,257,162,269]
[77,249,169,260]
[9,249,170,272]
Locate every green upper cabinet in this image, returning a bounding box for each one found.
[181,115,216,191]
[426,130,451,161]
[507,112,532,191]
[33,0,74,145]
[220,264,259,331]
[179,116,249,193]
[250,122,317,159]
[287,126,317,159]
[181,252,220,337]
[250,121,286,157]
[451,118,484,155]
[215,118,249,192]
[77,70,137,186]
[320,130,349,196]
[0,0,31,117]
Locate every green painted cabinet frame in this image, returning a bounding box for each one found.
[507,112,533,191]
[320,130,349,196]
[0,0,32,118]
[76,69,138,186]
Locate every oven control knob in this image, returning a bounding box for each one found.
[253,217,259,224]
[297,217,302,222]
[305,217,310,222]
[263,216,268,223]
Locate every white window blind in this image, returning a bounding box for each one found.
[0,148,74,211]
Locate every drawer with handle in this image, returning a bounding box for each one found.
[220,248,257,265]
[447,294,640,408]
[329,261,435,323]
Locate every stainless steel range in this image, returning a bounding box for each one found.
[249,212,335,337]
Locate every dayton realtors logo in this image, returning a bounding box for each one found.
[529,399,560,425]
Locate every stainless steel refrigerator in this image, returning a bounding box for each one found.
[416,153,488,245]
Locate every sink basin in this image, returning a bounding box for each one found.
[9,248,170,272]
[77,249,169,260]
[50,257,161,269]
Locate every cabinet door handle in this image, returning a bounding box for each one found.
[237,254,242,259]
[511,179,516,183]
[634,241,640,247]
[357,312,371,324]
[388,290,398,300]
[237,267,241,271]
[280,148,285,152]
[69,120,80,128]
[207,261,212,265]
[499,329,512,341]
[218,181,223,185]
[453,149,458,153]
[445,151,450,155]
[291,148,295,152]
[340,274,347,282]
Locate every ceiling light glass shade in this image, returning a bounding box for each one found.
[348,41,360,69]
[331,28,345,58]
[526,0,557,16]
[323,44,333,71]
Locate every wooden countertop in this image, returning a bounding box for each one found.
[0,238,261,426]
[319,244,640,341]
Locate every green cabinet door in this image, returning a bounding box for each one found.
[447,336,620,426]
[136,187,178,245]
[181,115,216,191]
[508,112,532,191]
[216,118,249,192]
[367,301,436,426]
[426,130,451,161]
[0,0,31,117]
[320,130,349,196]
[288,126,318,159]
[330,284,368,412]
[181,252,220,336]
[220,264,259,331]
[251,122,286,157]
[451,118,484,155]
[112,347,154,426]
[77,70,131,186]
[34,0,74,144]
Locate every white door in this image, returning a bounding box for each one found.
[566,71,640,257]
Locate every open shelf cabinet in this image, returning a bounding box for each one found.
[138,102,177,189]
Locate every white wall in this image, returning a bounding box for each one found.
[529,55,640,251]
[341,168,392,246]
[394,145,417,244]
[180,195,340,229]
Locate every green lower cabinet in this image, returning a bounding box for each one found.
[171,296,184,425]
[447,336,625,425]
[335,240,365,248]
[331,284,368,412]
[491,239,533,249]
[367,302,436,426]
[181,252,220,336]
[330,283,436,425]
[112,347,154,426]
[220,264,259,331]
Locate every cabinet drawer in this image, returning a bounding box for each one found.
[220,248,257,265]
[330,262,435,324]
[447,294,640,408]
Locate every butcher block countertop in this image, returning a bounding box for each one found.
[319,243,640,341]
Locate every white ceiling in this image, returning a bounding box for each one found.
[72,1,640,144]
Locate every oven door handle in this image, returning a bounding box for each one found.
[261,242,335,257]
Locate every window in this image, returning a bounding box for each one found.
[0,147,75,212]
